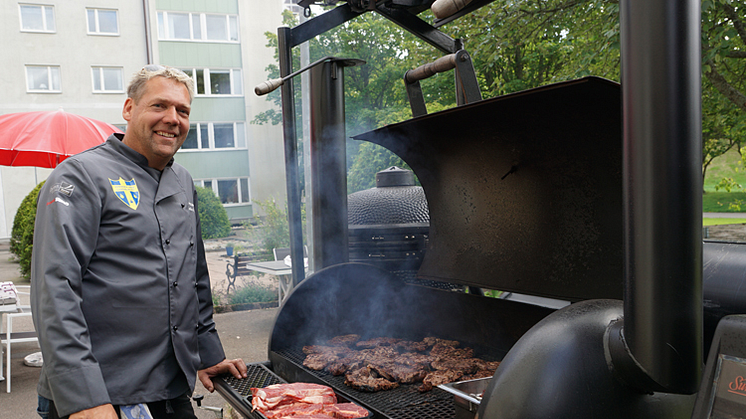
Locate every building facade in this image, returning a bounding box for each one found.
[0,0,287,238]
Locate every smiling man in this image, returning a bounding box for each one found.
[31,66,247,419]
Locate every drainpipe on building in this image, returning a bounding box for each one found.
[142,0,153,64]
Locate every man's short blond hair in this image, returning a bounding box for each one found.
[127,65,195,103]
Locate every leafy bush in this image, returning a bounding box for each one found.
[11,181,45,278]
[196,186,231,239]
[248,198,306,256]
[228,282,277,305]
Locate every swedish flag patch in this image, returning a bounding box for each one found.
[109,177,139,210]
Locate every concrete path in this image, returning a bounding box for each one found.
[0,241,279,419]
[703,212,746,218]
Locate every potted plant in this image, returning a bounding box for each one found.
[226,243,235,257]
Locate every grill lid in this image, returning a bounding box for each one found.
[348,167,429,226]
[353,77,623,302]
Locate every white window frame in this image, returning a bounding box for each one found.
[181,68,243,96]
[86,8,119,36]
[195,177,251,206]
[180,122,247,151]
[157,11,239,43]
[91,66,124,93]
[19,4,55,33]
[25,65,61,93]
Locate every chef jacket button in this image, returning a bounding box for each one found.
[182,203,185,208]
[173,281,178,287]
[190,241,194,247]
[173,326,178,331]
[165,239,171,245]
[195,324,199,330]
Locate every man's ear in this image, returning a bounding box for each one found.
[122,98,134,122]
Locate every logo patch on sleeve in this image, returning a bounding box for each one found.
[109,178,140,210]
[50,182,75,197]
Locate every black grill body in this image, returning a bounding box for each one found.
[348,167,429,277]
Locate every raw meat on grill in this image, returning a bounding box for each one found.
[251,383,337,411]
[251,382,369,418]
[262,403,333,418]
[330,403,371,418]
[344,366,400,392]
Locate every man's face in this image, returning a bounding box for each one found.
[121,76,191,170]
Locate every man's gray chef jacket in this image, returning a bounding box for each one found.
[31,134,225,417]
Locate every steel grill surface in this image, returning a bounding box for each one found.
[276,348,458,419]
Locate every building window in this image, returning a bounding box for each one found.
[91,67,123,93]
[181,122,246,150]
[19,4,55,32]
[26,65,61,92]
[86,9,119,35]
[181,68,242,96]
[157,11,238,42]
[196,178,250,205]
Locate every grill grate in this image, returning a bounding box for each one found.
[276,348,457,419]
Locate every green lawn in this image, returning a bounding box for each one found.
[702,191,746,212]
[703,218,746,226]
[704,148,746,192]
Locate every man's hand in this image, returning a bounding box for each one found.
[198,358,248,392]
[69,404,118,419]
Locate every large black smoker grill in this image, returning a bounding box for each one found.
[216,1,746,418]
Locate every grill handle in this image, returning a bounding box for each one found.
[405,54,458,83]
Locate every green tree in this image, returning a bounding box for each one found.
[256,2,746,191]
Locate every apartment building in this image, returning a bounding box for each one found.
[0,0,286,238]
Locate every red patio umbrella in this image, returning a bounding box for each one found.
[0,109,122,168]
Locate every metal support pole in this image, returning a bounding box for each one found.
[278,27,306,287]
[620,0,702,393]
[309,61,349,269]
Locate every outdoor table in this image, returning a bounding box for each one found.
[242,260,293,304]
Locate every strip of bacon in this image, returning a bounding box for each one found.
[329,403,370,419]
[251,383,337,411]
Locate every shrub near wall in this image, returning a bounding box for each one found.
[196,186,231,240]
[11,181,45,278]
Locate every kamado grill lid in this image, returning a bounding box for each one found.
[348,166,429,226]
[353,77,623,302]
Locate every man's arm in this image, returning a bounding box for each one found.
[31,162,111,417]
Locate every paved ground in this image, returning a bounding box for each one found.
[0,240,279,419]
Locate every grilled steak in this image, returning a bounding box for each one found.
[304,335,497,392]
[431,357,479,374]
[418,369,465,392]
[395,340,430,352]
[355,337,401,349]
[430,343,474,359]
[327,334,360,347]
[302,345,352,355]
[303,353,341,371]
[344,366,400,392]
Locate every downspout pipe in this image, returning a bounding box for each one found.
[614,0,702,394]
